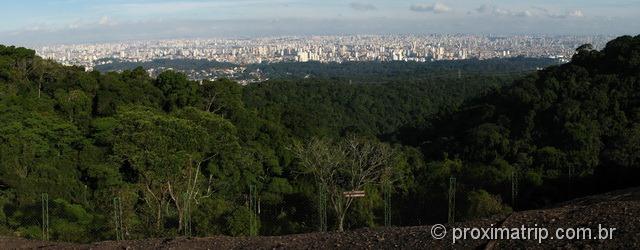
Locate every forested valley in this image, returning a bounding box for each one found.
[1,35,639,243]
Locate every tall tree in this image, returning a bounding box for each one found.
[293,136,393,231]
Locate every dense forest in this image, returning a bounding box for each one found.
[244,58,558,80]
[95,57,558,82]
[1,35,639,242]
[95,58,237,73]
[242,74,517,138]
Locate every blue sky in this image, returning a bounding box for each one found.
[1,0,639,45]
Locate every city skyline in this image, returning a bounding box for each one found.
[1,0,639,46]
[37,34,612,83]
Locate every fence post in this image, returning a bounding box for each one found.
[183,193,192,237]
[448,177,456,224]
[113,197,124,241]
[41,193,49,241]
[318,183,327,232]
[248,185,258,236]
[511,170,519,209]
[383,184,391,227]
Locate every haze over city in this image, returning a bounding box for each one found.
[1,0,639,45]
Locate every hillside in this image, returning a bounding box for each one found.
[1,35,640,244]
[0,43,549,242]
[2,187,639,249]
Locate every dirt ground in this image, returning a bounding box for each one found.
[2,188,640,249]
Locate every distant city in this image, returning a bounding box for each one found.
[34,34,612,82]
[36,34,613,67]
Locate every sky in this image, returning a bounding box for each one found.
[1,0,639,45]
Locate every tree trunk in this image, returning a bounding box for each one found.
[156,206,162,231]
[178,212,183,231]
[337,215,345,232]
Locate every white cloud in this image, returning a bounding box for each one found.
[494,8,532,17]
[102,0,291,16]
[410,3,451,14]
[114,2,219,15]
[537,8,585,19]
[475,4,490,14]
[565,10,584,18]
[350,2,377,11]
[473,5,583,19]
[98,16,116,26]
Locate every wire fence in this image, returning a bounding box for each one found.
[0,192,203,243]
[0,185,272,243]
[0,190,378,243]
[1,177,479,243]
[0,172,531,246]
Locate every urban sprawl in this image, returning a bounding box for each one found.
[37,35,613,67]
[35,34,612,82]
